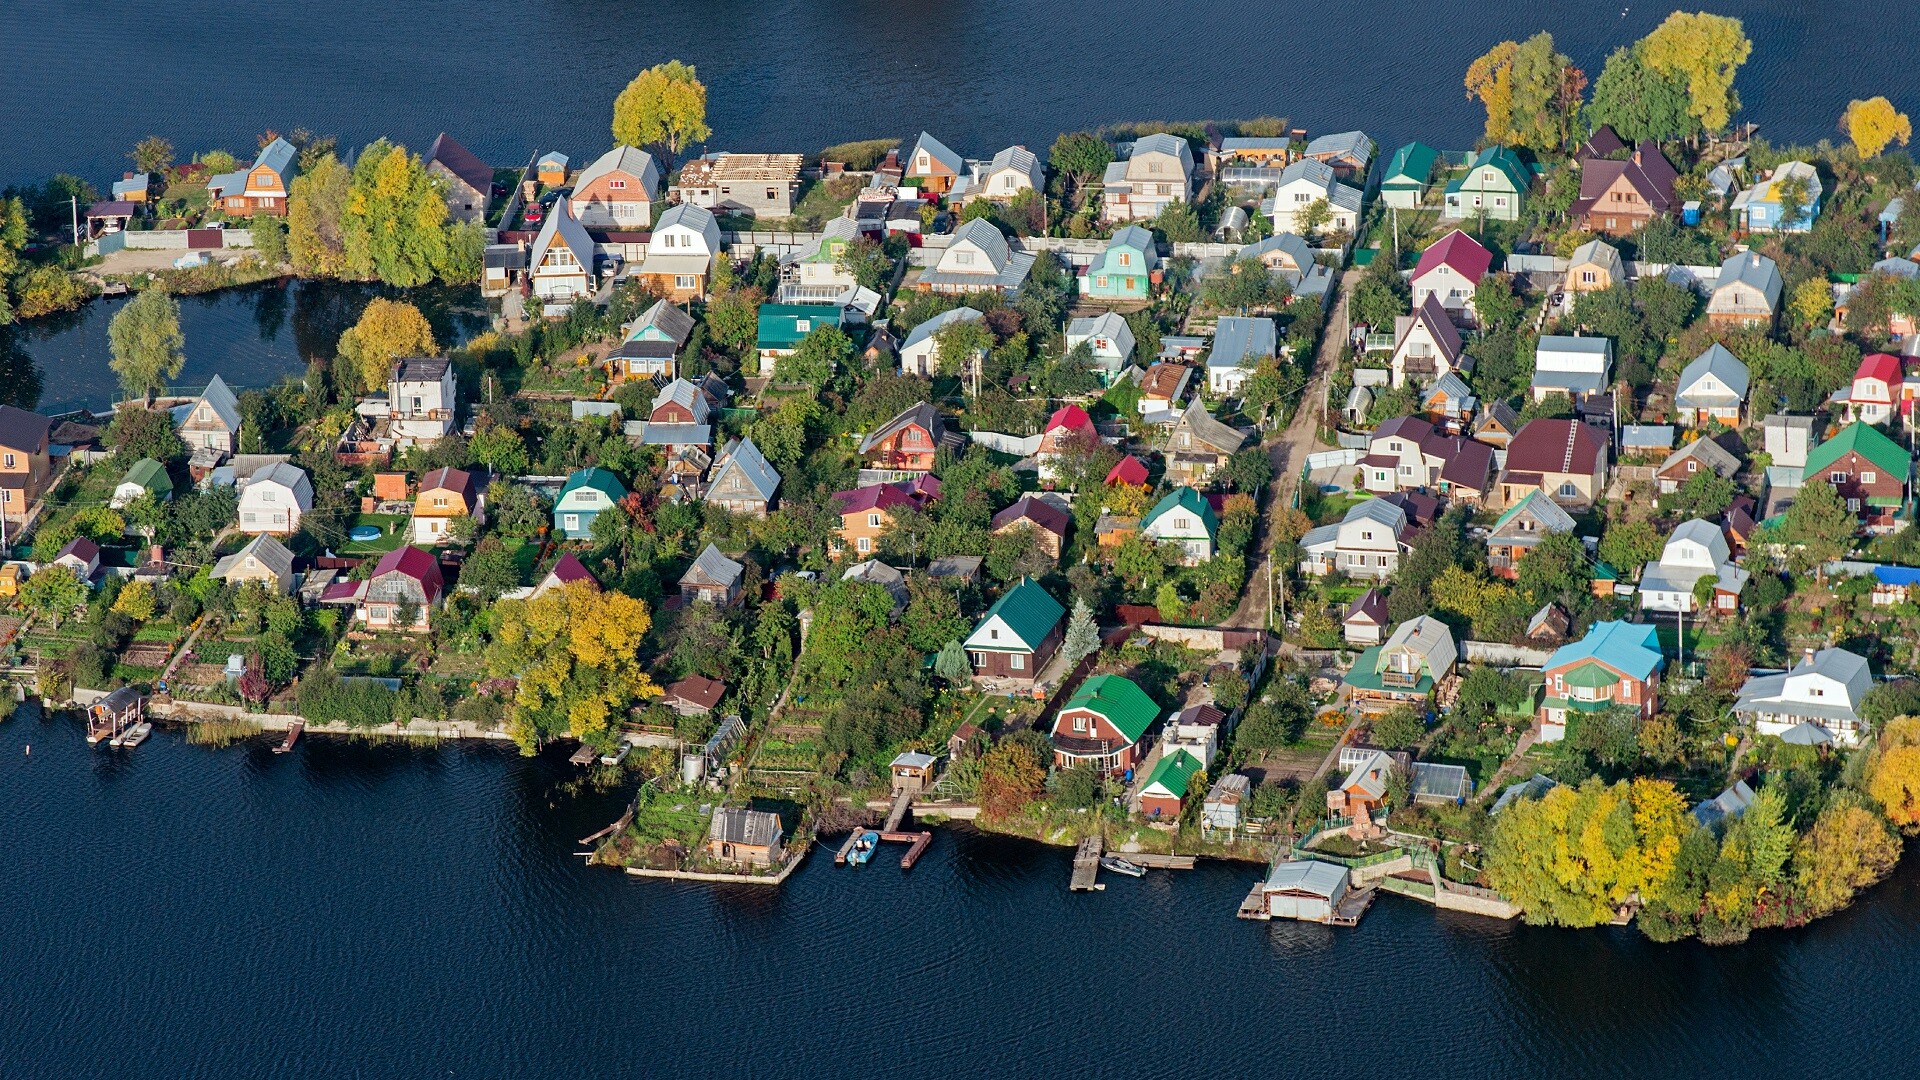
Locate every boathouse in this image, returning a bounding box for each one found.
[706,807,785,868]
[1261,859,1352,923]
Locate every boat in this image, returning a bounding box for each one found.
[119,722,152,748]
[598,743,631,767]
[1100,856,1147,877]
[846,831,880,866]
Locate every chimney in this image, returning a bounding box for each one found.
[1804,647,1816,665]
[1631,149,1642,166]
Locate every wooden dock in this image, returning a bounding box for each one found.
[881,830,932,869]
[1069,835,1104,892]
[1331,886,1377,927]
[834,832,860,865]
[883,791,912,831]
[568,743,597,766]
[272,720,303,755]
[1127,853,1196,870]
[1237,881,1271,920]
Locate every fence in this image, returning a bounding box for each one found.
[1460,641,1552,667]
[966,430,1042,456]
[1304,447,1363,471]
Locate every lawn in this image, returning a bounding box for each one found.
[339,514,410,555]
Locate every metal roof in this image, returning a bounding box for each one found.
[1263,859,1349,898]
[1206,316,1278,369]
[685,543,744,588]
[575,145,660,200]
[708,437,780,501]
[908,132,964,176]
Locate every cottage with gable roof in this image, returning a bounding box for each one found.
[606,299,696,382]
[1380,141,1439,208]
[1140,487,1219,564]
[637,203,721,301]
[905,132,964,194]
[705,437,781,518]
[1065,312,1136,380]
[528,195,595,304]
[237,462,312,535]
[1423,372,1478,424]
[1573,140,1679,235]
[1079,225,1158,301]
[964,576,1065,682]
[1139,749,1206,819]
[1302,130,1373,179]
[358,546,445,631]
[1733,647,1873,747]
[1238,231,1335,302]
[1299,498,1411,580]
[1497,418,1608,510]
[1538,621,1665,741]
[1804,421,1912,530]
[211,533,295,595]
[1830,353,1906,427]
[898,306,985,378]
[917,218,1035,295]
[1410,230,1492,324]
[179,375,241,452]
[1486,491,1575,579]
[207,137,298,216]
[1566,238,1625,294]
[1162,404,1250,484]
[1344,615,1457,713]
[426,133,494,224]
[553,467,626,538]
[1388,294,1467,389]
[1731,160,1823,233]
[680,543,745,606]
[1443,146,1529,221]
[1707,251,1784,329]
[1100,133,1194,224]
[1638,518,1750,614]
[858,403,956,474]
[1264,158,1362,236]
[1655,436,1740,496]
[965,145,1045,203]
[1531,335,1614,403]
[990,494,1071,561]
[1206,316,1278,396]
[570,145,662,229]
[1675,344,1751,428]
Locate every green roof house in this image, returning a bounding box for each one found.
[111,458,173,508]
[553,467,627,539]
[1139,748,1204,818]
[962,576,1065,681]
[1444,146,1530,221]
[1050,673,1162,777]
[1803,420,1912,526]
[1140,487,1220,564]
[1381,142,1440,209]
[756,304,845,360]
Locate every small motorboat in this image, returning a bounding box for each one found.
[119,722,153,748]
[847,831,880,866]
[1100,856,1147,877]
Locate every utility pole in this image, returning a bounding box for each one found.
[70,196,79,247]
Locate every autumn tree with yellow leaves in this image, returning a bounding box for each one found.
[1486,777,1690,926]
[337,297,437,394]
[485,581,661,754]
[1639,11,1753,134]
[1867,716,1920,831]
[1841,96,1913,159]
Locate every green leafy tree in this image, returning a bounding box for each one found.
[249,213,288,266]
[20,565,86,626]
[109,405,187,462]
[934,318,994,380]
[107,288,186,402]
[1150,200,1202,243]
[1049,132,1112,206]
[1667,463,1736,518]
[934,640,972,684]
[610,61,710,170]
[1598,518,1662,574]
[1639,10,1754,133]
[336,297,436,394]
[1349,251,1410,329]
[129,136,174,175]
[1587,45,1700,143]
[706,287,763,357]
[1779,480,1856,574]
[775,324,850,388]
[462,538,521,603]
[1473,273,1525,333]
[287,153,351,277]
[1370,706,1426,750]
[342,140,450,286]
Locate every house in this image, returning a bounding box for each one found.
[1343,589,1390,646]
[1674,344,1751,427]
[1638,518,1750,614]
[207,136,297,216]
[1387,294,1467,389]
[388,357,457,447]
[532,552,599,598]
[858,403,956,474]
[1694,780,1757,830]
[905,132,964,194]
[210,533,295,595]
[553,467,626,539]
[755,304,845,362]
[842,559,910,614]
[965,576,1066,682]
[1528,602,1572,643]
[1259,859,1353,923]
[1202,773,1252,835]
[1139,749,1205,819]
[1035,404,1098,482]
[1265,158,1362,236]
[1573,140,1679,234]
[636,203,721,301]
[1656,436,1740,496]
[1327,749,1395,826]
[1107,455,1150,488]
[1356,416,1493,503]
[52,537,100,581]
[1204,316,1278,396]
[360,546,444,631]
[237,462,312,535]
[1537,621,1665,741]
[1049,672,1159,775]
[1140,487,1219,564]
[1137,363,1193,417]
[425,133,493,224]
[706,807,785,868]
[647,378,713,429]
[1163,700,1227,767]
[535,152,569,186]
[1620,425,1675,457]
[916,218,1034,295]
[1831,353,1906,427]
[1731,160,1823,233]
[1443,146,1529,221]
[706,438,781,517]
[661,674,726,716]
[412,466,481,545]
[1759,415,1816,471]
[570,145,661,229]
[1423,372,1478,424]
[680,543,745,606]
[1531,335,1614,403]
[1161,405,1250,484]
[0,406,51,521]
[1565,238,1625,294]
[1078,225,1158,301]
[898,306,985,378]
[178,374,241,452]
[1237,231,1335,303]
[1299,498,1411,580]
[1706,251,1783,328]
[1343,615,1456,713]
[1303,130,1373,177]
[1487,490,1577,579]
[966,145,1045,202]
[606,299,696,382]
[1733,647,1873,747]
[528,195,595,304]
[111,458,172,508]
[1497,419,1608,510]
[1472,400,1520,449]
[1100,133,1194,224]
[774,217,861,304]
[673,152,805,218]
[1410,230,1493,324]
[1380,141,1439,208]
[833,476,938,555]
[1803,421,1911,529]
[1065,312,1136,381]
[111,172,151,203]
[990,494,1071,560]
[889,750,938,796]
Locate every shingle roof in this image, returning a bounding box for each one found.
[0,405,50,452]
[1062,673,1160,742]
[427,132,493,195]
[859,403,948,455]
[991,494,1071,537]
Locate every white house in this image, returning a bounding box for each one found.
[643,202,722,298]
[237,462,313,535]
[1674,344,1751,427]
[1299,499,1411,580]
[1732,647,1873,747]
[965,145,1044,202]
[918,218,1035,294]
[1637,518,1749,614]
[1531,335,1614,403]
[1388,294,1466,389]
[1065,312,1136,381]
[1409,230,1492,325]
[1139,487,1218,565]
[528,196,595,305]
[898,306,985,378]
[1205,316,1278,395]
[1263,158,1362,236]
[1100,133,1194,224]
[388,357,457,447]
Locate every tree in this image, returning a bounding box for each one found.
[1370,706,1426,750]
[610,61,710,170]
[1350,251,1410,329]
[469,425,529,476]
[342,140,450,286]
[1868,734,1920,832]
[1485,778,1691,926]
[461,538,521,603]
[287,153,352,277]
[107,289,186,402]
[484,581,661,753]
[934,317,994,380]
[1150,200,1202,243]
[109,405,187,462]
[1473,273,1524,332]
[1740,784,1794,887]
[130,136,174,175]
[1667,464,1736,519]
[1842,96,1914,159]
[20,565,86,625]
[1639,11,1754,133]
[1796,794,1902,916]
[336,297,436,394]
[1779,480,1855,574]
[705,287,763,356]
[1599,519,1664,574]
[1297,198,1333,236]
[1201,258,1285,314]
[1464,40,1520,144]
[1051,762,1102,810]
[1788,276,1834,331]
[111,580,156,622]
[1507,32,1584,151]
[1587,45,1699,144]
[934,640,972,684]
[774,324,850,388]
[1049,132,1112,206]
[249,213,288,266]
[1062,598,1100,667]
[977,738,1047,821]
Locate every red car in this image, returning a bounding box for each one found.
[522,205,543,225]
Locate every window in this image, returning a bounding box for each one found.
[1811,687,1825,697]
[411,396,423,411]
[989,627,999,640]
[955,251,974,266]
[1580,271,1596,284]
[1864,471,1878,484]
[2,454,13,469]
[1072,716,1087,733]
[1009,654,1024,671]
[856,537,871,552]
[433,497,447,508]
[1096,275,1109,288]
[1361,530,1374,541]
[1831,472,1849,484]
[1687,461,1697,473]
[766,188,777,201]
[674,275,697,289]
[1376,555,1389,567]
[1559,483,1578,498]
[796,319,811,333]
[867,513,881,528]
[609,179,626,190]
[1119,253,1132,267]
[563,513,579,531]
[1848,498,1861,512]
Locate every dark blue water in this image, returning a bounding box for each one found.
[1,1,1912,188]
[5,708,1920,1078]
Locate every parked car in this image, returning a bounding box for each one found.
[522,205,543,224]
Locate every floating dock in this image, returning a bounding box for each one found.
[837,828,932,869]
[1069,835,1104,891]
[273,720,303,755]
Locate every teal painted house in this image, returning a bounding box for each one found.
[553,467,627,539]
[1444,147,1529,221]
[756,304,845,358]
[1078,225,1158,301]
[1380,142,1439,209]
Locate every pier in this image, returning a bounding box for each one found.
[1069,835,1104,891]
[273,720,303,754]
[835,827,933,869]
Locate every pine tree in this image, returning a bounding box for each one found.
[935,640,972,684]
[1062,598,1100,667]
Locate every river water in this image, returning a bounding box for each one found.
[5,710,1920,1078]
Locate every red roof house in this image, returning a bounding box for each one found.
[1107,455,1150,486]
[1411,230,1494,324]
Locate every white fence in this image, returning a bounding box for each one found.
[1304,447,1363,471]
[1462,641,1552,667]
[968,430,1042,456]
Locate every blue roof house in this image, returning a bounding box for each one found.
[1537,621,1665,743]
[554,467,627,539]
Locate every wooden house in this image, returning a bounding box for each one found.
[989,494,1070,561]
[553,467,626,539]
[1139,749,1204,820]
[178,375,241,453]
[0,405,52,521]
[859,403,954,475]
[706,807,785,868]
[705,438,780,517]
[360,546,444,631]
[963,577,1065,682]
[889,751,937,796]
[528,196,595,304]
[1565,238,1624,294]
[412,466,481,545]
[635,203,720,301]
[207,137,297,216]
[1162,405,1250,485]
[679,544,744,606]
[1803,421,1912,530]
[210,533,295,595]
[1573,141,1678,235]
[905,131,963,195]
[426,132,493,224]
[1049,673,1160,776]
[1341,616,1456,714]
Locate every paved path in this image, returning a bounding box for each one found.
[1226,270,1357,630]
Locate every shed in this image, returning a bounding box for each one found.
[1262,859,1351,923]
[1202,772,1252,834]
[890,750,938,796]
[706,807,786,867]
[1409,761,1472,804]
